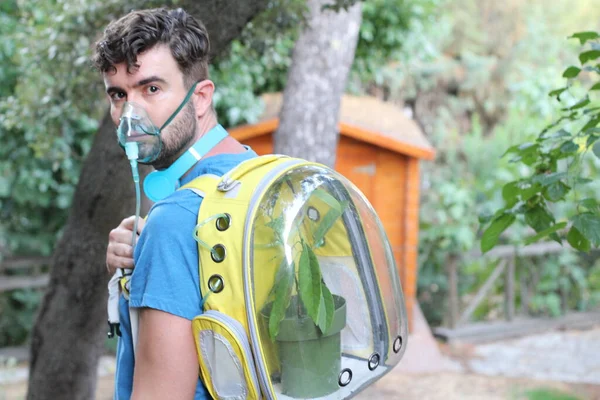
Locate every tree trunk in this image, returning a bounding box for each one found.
[26,2,268,399]
[273,0,362,167]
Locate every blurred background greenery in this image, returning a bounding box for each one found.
[1,0,599,347]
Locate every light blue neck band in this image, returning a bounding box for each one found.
[143,124,229,202]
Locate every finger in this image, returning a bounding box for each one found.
[106,256,135,274]
[108,242,133,258]
[109,227,138,245]
[120,215,137,230]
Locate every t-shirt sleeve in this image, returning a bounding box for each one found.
[129,197,202,321]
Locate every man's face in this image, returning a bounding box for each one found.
[103,44,196,169]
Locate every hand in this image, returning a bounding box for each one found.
[106,216,146,274]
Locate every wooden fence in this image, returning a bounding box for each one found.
[445,241,567,329]
[0,256,51,292]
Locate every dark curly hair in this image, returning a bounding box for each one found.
[92,8,210,87]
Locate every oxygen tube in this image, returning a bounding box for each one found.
[106,142,141,340]
[106,124,230,344]
[125,142,142,251]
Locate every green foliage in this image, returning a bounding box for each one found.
[352,0,413,83]
[268,259,294,339]
[481,31,600,252]
[0,289,43,347]
[211,0,305,127]
[298,243,323,323]
[265,186,347,341]
[416,0,600,325]
[0,0,168,346]
[349,0,442,90]
[213,0,427,127]
[0,0,168,258]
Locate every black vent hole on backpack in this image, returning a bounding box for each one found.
[208,275,224,293]
[338,368,352,387]
[211,244,226,263]
[368,352,380,371]
[215,214,231,231]
[393,336,403,353]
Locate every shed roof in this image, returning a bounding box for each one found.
[229,92,435,160]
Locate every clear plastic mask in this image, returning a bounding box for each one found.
[117,102,163,164]
[115,82,198,164]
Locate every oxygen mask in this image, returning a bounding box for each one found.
[117,102,163,164]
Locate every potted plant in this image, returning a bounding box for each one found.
[261,186,349,398]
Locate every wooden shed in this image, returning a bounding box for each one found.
[229,93,435,330]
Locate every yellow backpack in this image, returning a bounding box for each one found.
[182,154,407,400]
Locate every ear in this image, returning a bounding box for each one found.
[192,80,215,118]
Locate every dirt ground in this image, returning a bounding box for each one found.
[2,305,598,399]
[360,372,600,400]
[1,371,598,400]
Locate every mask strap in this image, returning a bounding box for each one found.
[159,81,199,132]
[143,124,229,202]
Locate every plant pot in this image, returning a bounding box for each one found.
[263,295,347,398]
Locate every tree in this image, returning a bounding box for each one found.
[274,0,362,167]
[25,2,270,399]
[480,31,600,253]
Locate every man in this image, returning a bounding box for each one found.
[94,8,257,399]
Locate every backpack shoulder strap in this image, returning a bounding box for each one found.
[179,173,221,197]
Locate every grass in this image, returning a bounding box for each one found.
[524,388,582,400]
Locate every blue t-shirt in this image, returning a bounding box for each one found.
[114,148,257,400]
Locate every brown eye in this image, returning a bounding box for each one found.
[147,85,160,94]
[111,91,126,101]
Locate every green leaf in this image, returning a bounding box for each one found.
[502,182,520,207]
[524,222,567,245]
[509,143,540,165]
[544,181,570,202]
[567,226,591,252]
[268,260,295,340]
[579,198,599,213]
[579,50,600,64]
[502,144,520,157]
[562,66,581,78]
[532,172,567,187]
[313,189,341,212]
[481,213,516,253]
[569,31,600,45]
[525,205,555,233]
[584,108,600,116]
[563,97,590,111]
[548,129,572,139]
[504,142,538,158]
[478,212,493,224]
[571,213,600,246]
[593,141,600,160]
[560,141,579,153]
[520,182,542,202]
[298,243,322,322]
[548,87,567,98]
[587,135,600,148]
[590,82,600,91]
[316,284,334,333]
[581,115,600,133]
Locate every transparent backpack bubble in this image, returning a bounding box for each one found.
[247,165,407,399]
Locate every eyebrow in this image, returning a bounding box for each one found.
[106,75,168,95]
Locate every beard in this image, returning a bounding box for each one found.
[151,101,197,170]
